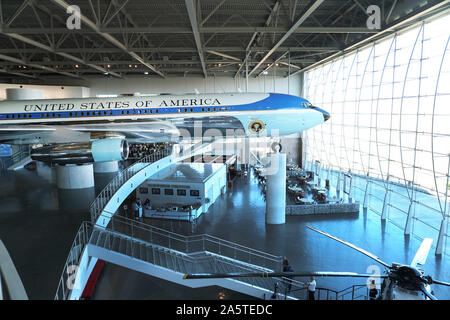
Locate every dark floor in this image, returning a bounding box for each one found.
[93,167,450,299]
[0,163,449,300]
[0,164,116,299]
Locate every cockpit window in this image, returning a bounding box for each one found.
[302,102,313,108]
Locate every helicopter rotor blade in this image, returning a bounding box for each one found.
[183,271,388,280]
[420,284,438,300]
[432,279,450,287]
[410,238,433,268]
[306,226,391,268]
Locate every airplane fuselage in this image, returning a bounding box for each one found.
[0,92,329,143]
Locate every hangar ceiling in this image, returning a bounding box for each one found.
[0,0,448,82]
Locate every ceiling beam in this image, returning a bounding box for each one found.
[0,67,37,79]
[3,33,122,78]
[200,0,227,26]
[235,1,281,78]
[248,0,325,77]
[0,46,340,54]
[0,26,379,34]
[185,0,207,78]
[50,0,165,78]
[206,50,241,62]
[5,0,31,27]
[0,53,81,79]
[0,58,317,66]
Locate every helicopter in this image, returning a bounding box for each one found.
[183,226,450,300]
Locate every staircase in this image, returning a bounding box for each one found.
[87,224,300,300]
[7,145,32,171]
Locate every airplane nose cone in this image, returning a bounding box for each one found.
[312,106,330,122]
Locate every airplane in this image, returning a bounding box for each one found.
[0,92,330,165]
[183,226,450,300]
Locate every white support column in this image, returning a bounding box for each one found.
[56,164,94,189]
[265,152,286,224]
[343,172,353,203]
[336,171,341,198]
[435,217,448,255]
[381,177,391,220]
[93,161,119,173]
[404,200,415,235]
[363,173,370,209]
[36,161,56,184]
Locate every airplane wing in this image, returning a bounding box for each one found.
[0,120,180,144]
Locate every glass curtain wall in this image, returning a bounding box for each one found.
[304,13,450,255]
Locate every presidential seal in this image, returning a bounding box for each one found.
[248,119,265,134]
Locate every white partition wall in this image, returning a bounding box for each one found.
[86,74,302,97]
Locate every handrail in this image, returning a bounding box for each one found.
[0,239,28,300]
[103,210,282,261]
[90,147,172,222]
[54,222,92,300]
[99,212,283,271]
[55,218,370,300]
[90,140,213,224]
[0,272,3,300]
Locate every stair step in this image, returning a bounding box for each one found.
[103,233,111,249]
[131,241,140,259]
[89,230,100,245]
[119,237,126,254]
[139,243,146,261]
[126,239,132,256]
[166,251,175,270]
[161,250,169,268]
[173,255,182,272]
[112,236,120,251]
[146,246,154,263]
[96,231,106,247]
[155,249,162,266]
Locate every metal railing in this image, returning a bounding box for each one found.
[90,147,172,223]
[55,217,369,300]
[0,271,3,300]
[336,284,369,300]
[0,239,28,300]
[100,212,283,272]
[10,145,31,164]
[54,222,92,300]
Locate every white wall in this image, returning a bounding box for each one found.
[0,74,302,99]
[85,74,302,97]
[0,83,90,100]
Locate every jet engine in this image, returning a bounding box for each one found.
[31,138,129,165]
